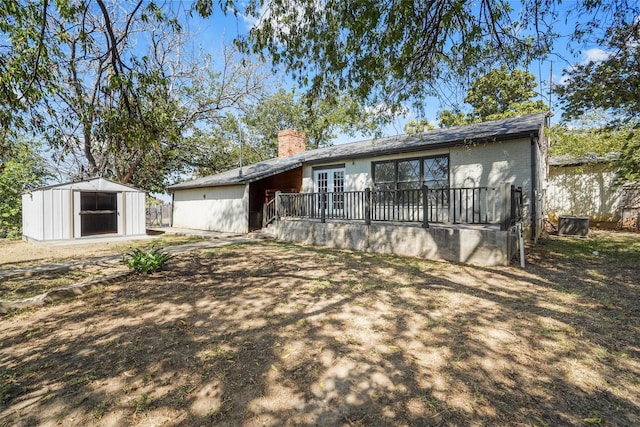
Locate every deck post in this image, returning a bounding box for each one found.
[364,188,371,225]
[500,183,511,231]
[275,191,281,221]
[421,186,429,228]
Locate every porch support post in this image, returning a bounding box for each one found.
[275,191,281,221]
[500,182,512,231]
[364,188,371,225]
[421,186,429,228]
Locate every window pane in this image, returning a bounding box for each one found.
[424,157,448,189]
[374,161,395,183]
[333,171,344,192]
[398,159,420,182]
[398,181,420,190]
[375,182,395,191]
[332,171,344,210]
[317,172,328,192]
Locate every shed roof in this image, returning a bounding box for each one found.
[168,112,547,191]
[29,177,144,193]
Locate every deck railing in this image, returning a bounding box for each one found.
[275,184,523,230]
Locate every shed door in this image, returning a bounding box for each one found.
[80,192,118,236]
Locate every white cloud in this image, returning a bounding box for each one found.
[581,48,611,64]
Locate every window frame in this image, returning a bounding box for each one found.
[372,154,450,191]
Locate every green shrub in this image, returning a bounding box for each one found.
[122,245,173,274]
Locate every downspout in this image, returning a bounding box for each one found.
[530,132,537,241]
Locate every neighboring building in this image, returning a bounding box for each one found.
[547,154,638,230]
[22,177,146,242]
[168,113,549,265]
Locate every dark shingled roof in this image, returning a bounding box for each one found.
[168,112,547,190]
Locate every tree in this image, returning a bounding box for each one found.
[404,119,434,134]
[558,23,639,121]
[230,0,639,116]
[549,113,626,158]
[557,22,640,182]
[190,89,380,177]
[437,66,547,127]
[0,1,58,130]
[38,2,270,193]
[241,89,377,156]
[0,136,51,238]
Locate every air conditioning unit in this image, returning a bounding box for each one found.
[558,216,589,237]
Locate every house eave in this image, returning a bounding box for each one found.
[304,130,538,165]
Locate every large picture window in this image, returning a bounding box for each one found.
[373,155,449,190]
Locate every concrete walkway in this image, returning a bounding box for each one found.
[0,230,260,313]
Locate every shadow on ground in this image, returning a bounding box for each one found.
[0,236,638,426]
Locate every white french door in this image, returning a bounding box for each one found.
[313,168,345,215]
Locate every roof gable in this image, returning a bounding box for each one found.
[30,177,144,193]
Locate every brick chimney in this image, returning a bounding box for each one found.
[277,129,306,158]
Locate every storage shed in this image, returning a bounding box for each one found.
[22,177,146,242]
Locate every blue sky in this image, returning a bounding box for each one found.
[174,1,608,144]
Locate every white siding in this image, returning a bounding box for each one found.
[547,163,622,225]
[73,191,82,238]
[450,139,531,190]
[172,185,249,234]
[21,191,44,241]
[125,191,147,235]
[42,188,73,240]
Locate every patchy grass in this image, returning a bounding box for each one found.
[0,232,639,426]
[0,235,204,271]
[0,263,127,300]
[535,229,640,264]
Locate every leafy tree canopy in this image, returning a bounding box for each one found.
[0,136,52,238]
[437,66,547,127]
[404,119,435,135]
[557,20,640,182]
[190,89,380,177]
[558,23,639,122]
[227,0,637,115]
[242,89,377,154]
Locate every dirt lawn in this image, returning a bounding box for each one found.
[1,232,639,426]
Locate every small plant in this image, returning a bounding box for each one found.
[133,393,150,412]
[122,245,173,274]
[92,402,107,419]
